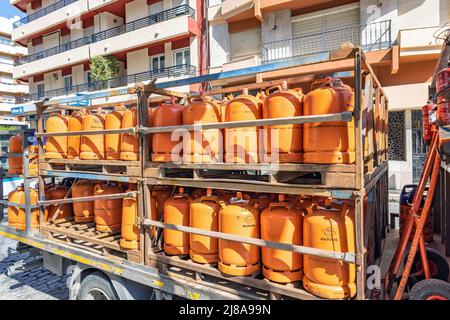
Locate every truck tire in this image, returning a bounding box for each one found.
[407,247,449,281]
[77,271,119,300]
[409,279,450,300]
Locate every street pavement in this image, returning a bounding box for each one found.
[0,235,69,300]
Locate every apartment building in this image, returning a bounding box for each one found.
[0,16,28,114]
[208,0,450,189]
[11,0,207,102]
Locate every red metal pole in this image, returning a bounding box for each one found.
[393,151,440,300]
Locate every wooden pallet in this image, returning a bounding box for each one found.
[145,250,319,300]
[39,158,141,177]
[41,218,141,263]
[144,161,357,189]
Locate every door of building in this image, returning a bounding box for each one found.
[411,110,428,184]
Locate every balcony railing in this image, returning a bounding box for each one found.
[262,20,392,63]
[15,5,196,66]
[29,64,197,101]
[13,0,78,28]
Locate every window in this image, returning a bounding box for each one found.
[173,48,190,66]
[388,111,406,161]
[151,55,165,71]
[37,83,45,99]
[86,72,93,87]
[64,76,73,92]
[173,0,187,8]
[230,27,261,61]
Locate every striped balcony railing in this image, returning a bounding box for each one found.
[15,5,195,66]
[261,20,392,63]
[13,0,78,28]
[29,64,197,101]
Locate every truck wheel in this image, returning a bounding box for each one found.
[409,279,450,300]
[407,247,449,281]
[77,271,119,300]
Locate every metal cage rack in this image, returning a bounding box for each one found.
[0,46,389,300]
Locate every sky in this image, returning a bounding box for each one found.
[0,0,26,19]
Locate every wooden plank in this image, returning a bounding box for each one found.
[144,161,356,173]
[146,253,319,300]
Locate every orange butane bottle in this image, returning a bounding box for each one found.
[120,184,139,250]
[190,188,220,264]
[80,113,105,160]
[105,108,124,160]
[224,89,263,163]
[120,108,139,161]
[163,187,191,255]
[303,201,356,299]
[152,99,184,162]
[67,112,83,159]
[218,192,260,276]
[45,113,69,159]
[72,180,95,223]
[262,82,303,163]
[183,96,223,163]
[303,77,355,164]
[94,183,123,232]
[261,194,303,283]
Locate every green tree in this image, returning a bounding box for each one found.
[89,55,119,89]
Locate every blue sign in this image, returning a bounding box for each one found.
[11,106,24,115]
[67,93,89,107]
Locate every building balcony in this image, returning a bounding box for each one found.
[261,20,392,63]
[398,26,445,58]
[14,5,196,78]
[12,0,89,42]
[0,82,29,95]
[29,64,196,101]
[0,38,27,56]
[0,62,14,74]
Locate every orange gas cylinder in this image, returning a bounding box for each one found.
[7,188,22,228]
[45,113,68,159]
[67,112,83,159]
[80,113,105,160]
[303,202,356,299]
[72,180,95,223]
[105,109,124,160]
[218,192,260,276]
[152,99,184,162]
[224,89,263,163]
[120,108,139,161]
[163,187,191,255]
[94,183,123,232]
[183,96,223,163]
[150,186,170,238]
[261,194,303,283]
[16,187,40,231]
[8,134,22,174]
[262,82,303,163]
[190,188,220,264]
[120,184,139,250]
[218,190,236,204]
[148,107,155,152]
[28,155,38,176]
[47,185,73,221]
[304,77,355,164]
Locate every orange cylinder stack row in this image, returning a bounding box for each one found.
[43,105,143,161]
[150,77,355,165]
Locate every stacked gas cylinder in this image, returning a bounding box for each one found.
[44,104,140,161]
[155,186,356,299]
[8,132,38,176]
[7,179,139,250]
[151,77,355,164]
